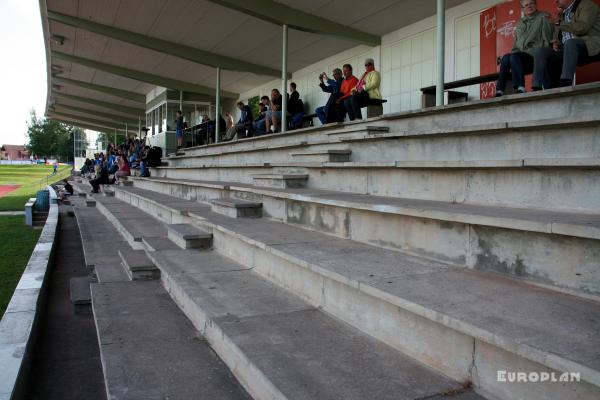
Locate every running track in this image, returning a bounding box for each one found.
[0,185,20,197]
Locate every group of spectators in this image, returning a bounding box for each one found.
[80,137,162,193]
[221,83,307,141]
[316,58,382,124]
[496,0,600,95]
[219,58,383,142]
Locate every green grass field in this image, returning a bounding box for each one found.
[0,164,71,211]
[0,215,42,318]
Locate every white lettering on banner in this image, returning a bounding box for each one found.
[484,13,496,38]
[497,20,517,38]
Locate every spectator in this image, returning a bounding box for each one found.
[224,101,254,141]
[495,0,553,96]
[253,103,268,135]
[140,145,150,177]
[287,82,305,130]
[344,58,381,121]
[64,181,74,195]
[336,64,359,122]
[534,0,600,88]
[265,89,283,133]
[315,68,343,124]
[175,110,184,148]
[90,163,110,193]
[115,155,131,180]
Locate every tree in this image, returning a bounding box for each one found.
[26,110,75,162]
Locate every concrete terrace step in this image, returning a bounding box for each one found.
[91,278,251,400]
[147,248,481,400]
[132,176,600,241]
[166,223,212,249]
[122,178,600,296]
[210,198,262,218]
[109,184,600,399]
[290,149,351,162]
[118,249,160,281]
[142,236,180,252]
[252,173,308,189]
[154,158,600,170]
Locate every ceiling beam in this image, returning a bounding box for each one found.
[52,75,146,103]
[48,10,284,78]
[52,103,140,125]
[50,117,127,134]
[51,91,145,116]
[206,0,380,46]
[52,51,238,98]
[51,111,134,130]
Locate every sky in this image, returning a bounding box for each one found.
[0,0,47,146]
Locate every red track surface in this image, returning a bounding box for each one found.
[0,185,20,197]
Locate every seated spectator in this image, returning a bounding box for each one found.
[90,163,110,193]
[315,68,343,124]
[115,155,131,180]
[64,181,74,195]
[287,82,305,130]
[253,103,268,135]
[344,58,381,121]
[496,0,553,96]
[224,101,254,141]
[337,64,359,122]
[140,145,150,177]
[534,0,600,88]
[265,89,283,133]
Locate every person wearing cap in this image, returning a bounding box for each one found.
[344,58,381,121]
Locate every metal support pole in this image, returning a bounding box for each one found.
[179,90,183,111]
[281,24,288,133]
[125,123,128,140]
[138,115,141,138]
[114,128,117,146]
[436,0,446,107]
[215,66,221,143]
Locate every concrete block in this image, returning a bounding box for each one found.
[85,199,96,207]
[252,173,308,189]
[78,192,87,197]
[69,276,91,314]
[291,149,351,163]
[210,198,262,218]
[166,224,212,250]
[142,236,180,252]
[118,250,160,281]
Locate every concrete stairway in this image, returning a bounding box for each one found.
[76,183,485,400]
[69,187,251,400]
[101,182,600,400]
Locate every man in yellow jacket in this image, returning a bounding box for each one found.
[344,58,382,121]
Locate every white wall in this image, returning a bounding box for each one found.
[236,0,499,123]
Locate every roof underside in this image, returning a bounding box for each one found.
[43,0,469,128]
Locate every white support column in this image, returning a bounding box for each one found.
[281,24,288,133]
[436,0,446,107]
[215,66,221,143]
[179,90,183,112]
